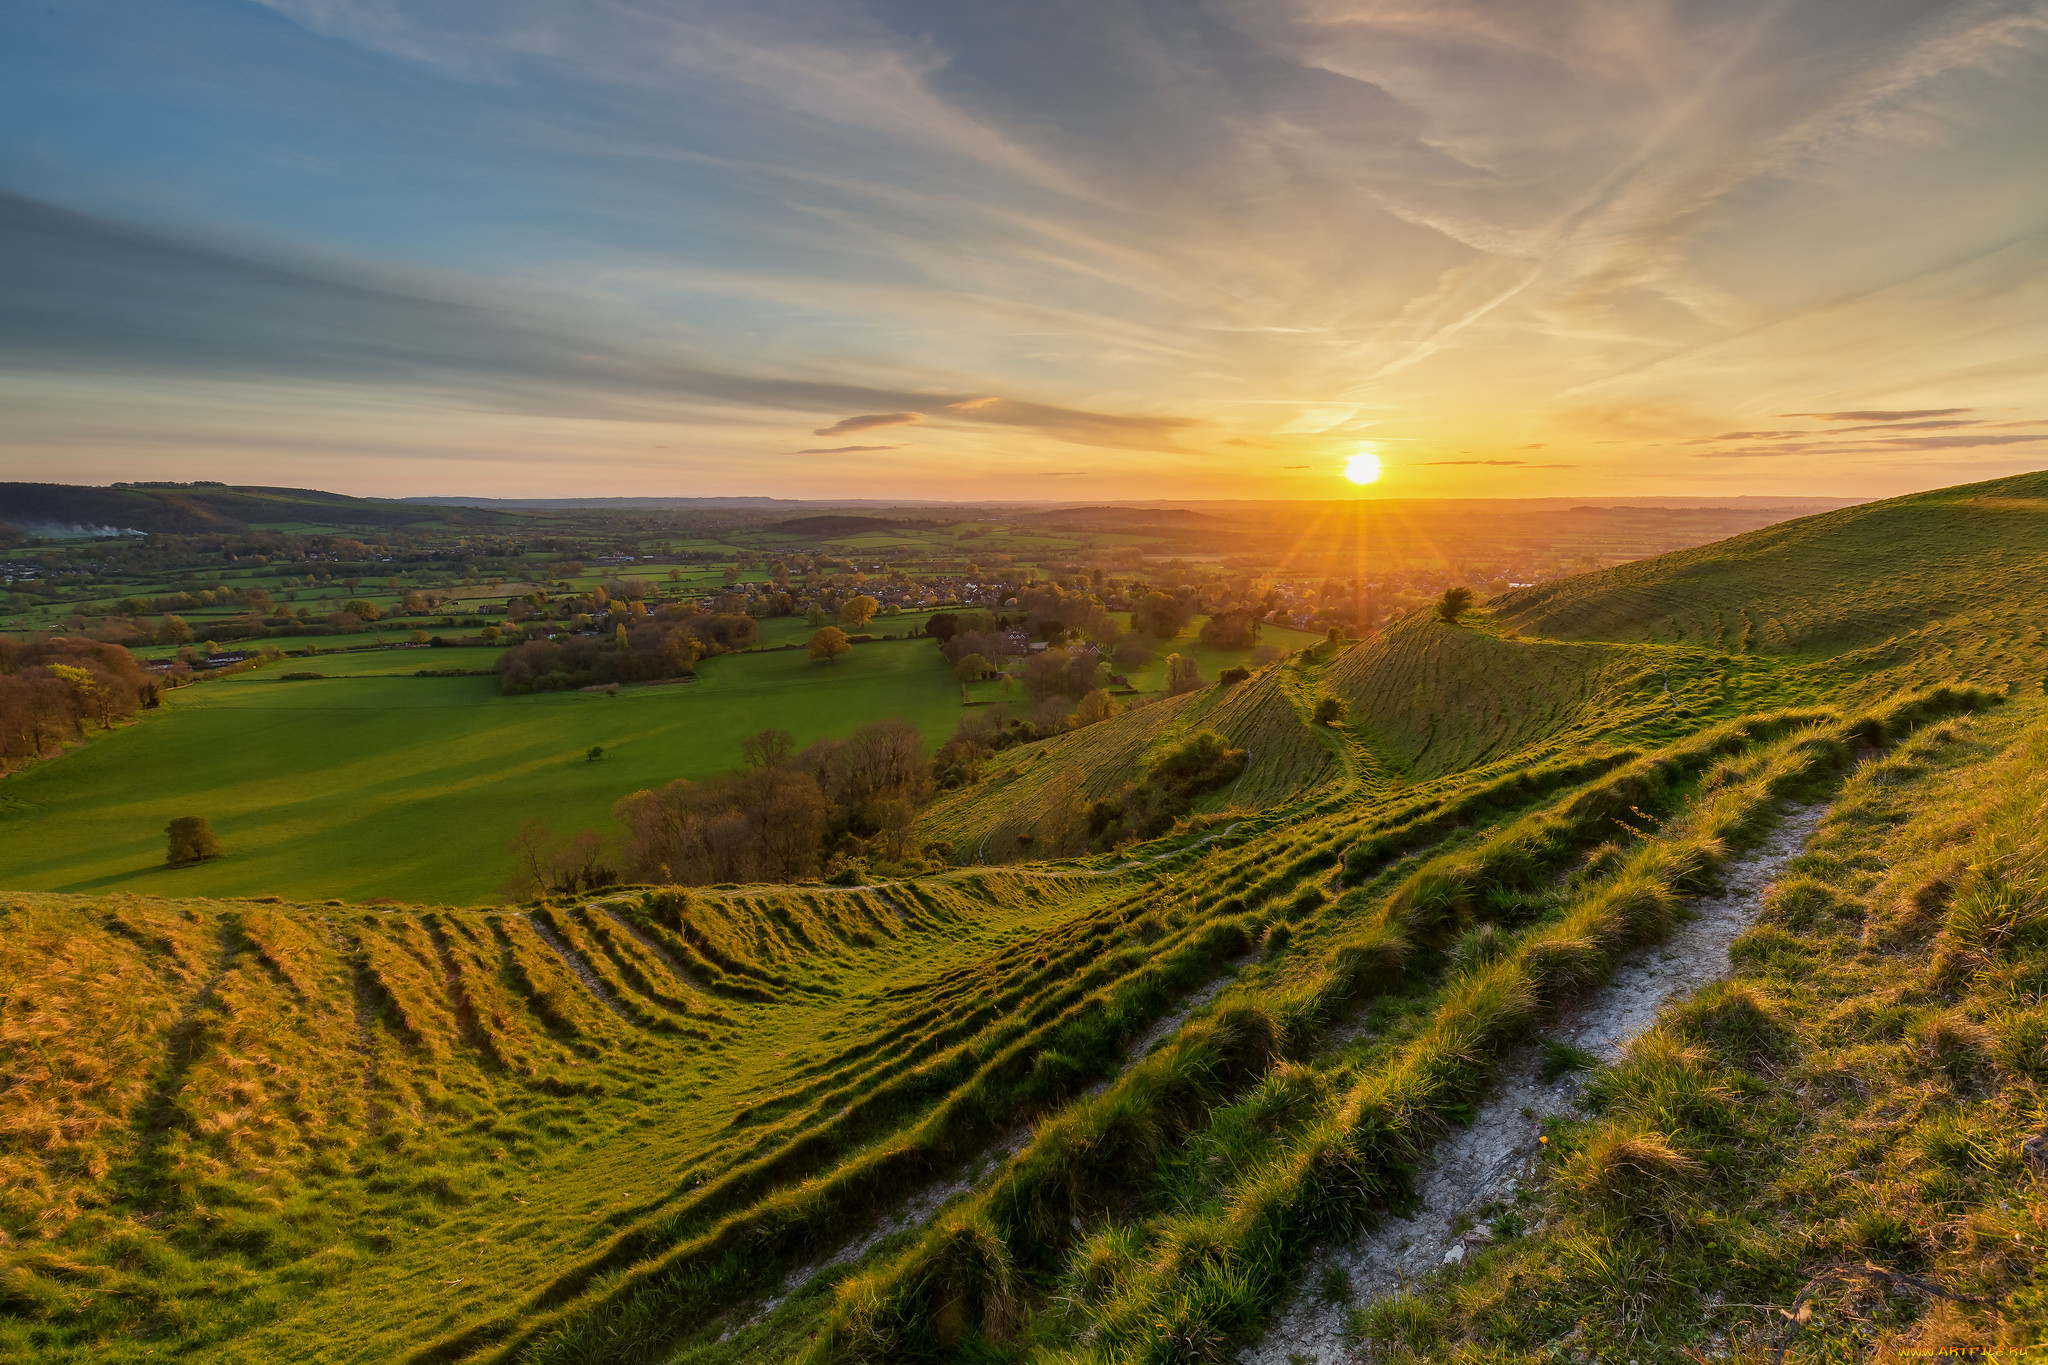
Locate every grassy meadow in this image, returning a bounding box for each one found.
[0,636,960,904]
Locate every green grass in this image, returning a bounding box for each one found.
[1497,468,2048,697]
[6,472,2048,1365]
[1383,698,2048,1363]
[0,637,962,904]
[257,645,507,676]
[1109,618,1329,695]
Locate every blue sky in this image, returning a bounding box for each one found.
[3,0,2046,498]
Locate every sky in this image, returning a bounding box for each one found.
[1,0,2045,501]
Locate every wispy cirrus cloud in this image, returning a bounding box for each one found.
[3,0,2045,496]
[1421,459,1576,467]
[1784,409,1975,421]
[812,412,922,437]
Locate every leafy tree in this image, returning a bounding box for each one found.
[46,664,109,728]
[1218,665,1251,684]
[1314,695,1349,725]
[1073,688,1120,726]
[808,626,852,662]
[166,815,223,865]
[344,599,382,622]
[926,612,962,644]
[805,605,829,627]
[954,653,995,683]
[1197,610,1261,649]
[1165,652,1205,694]
[1111,635,1155,669]
[1133,590,1192,639]
[586,745,605,762]
[839,594,880,629]
[1436,585,1476,623]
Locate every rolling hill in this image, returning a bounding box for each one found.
[0,482,514,535]
[4,470,2046,1364]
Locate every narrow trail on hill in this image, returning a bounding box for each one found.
[599,905,707,989]
[521,912,630,1023]
[1240,800,1829,1365]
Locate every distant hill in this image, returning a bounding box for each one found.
[767,514,943,536]
[1017,505,1226,528]
[0,481,507,535]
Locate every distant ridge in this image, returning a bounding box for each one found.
[767,514,944,535]
[393,495,797,509]
[0,481,500,533]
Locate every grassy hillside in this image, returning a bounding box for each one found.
[5,471,2048,1364]
[914,661,1342,862]
[1494,468,2048,692]
[0,637,960,904]
[1357,700,2048,1363]
[1324,611,1852,780]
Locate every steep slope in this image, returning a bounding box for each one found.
[1494,468,2048,687]
[1323,612,1643,778]
[913,664,1339,862]
[0,874,1146,1362]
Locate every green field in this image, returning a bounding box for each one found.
[0,636,961,904]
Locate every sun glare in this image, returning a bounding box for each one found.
[1344,451,1383,485]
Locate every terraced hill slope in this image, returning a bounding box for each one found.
[5,470,2047,1365]
[912,664,1343,862]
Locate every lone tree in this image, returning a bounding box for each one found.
[807,626,852,663]
[166,816,223,865]
[838,594,880,629]
[1436,585,1477,623]
[1165,652,1205,695]
[953,652,994,684]
[1314,695,1349,726]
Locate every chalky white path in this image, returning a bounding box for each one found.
[1242,803,1827,1364]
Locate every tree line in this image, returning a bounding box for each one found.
[0,638,158,770]
[494,608,759,693]
[507,719,940,896]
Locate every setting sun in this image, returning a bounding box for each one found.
[1344,451,1383,485]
